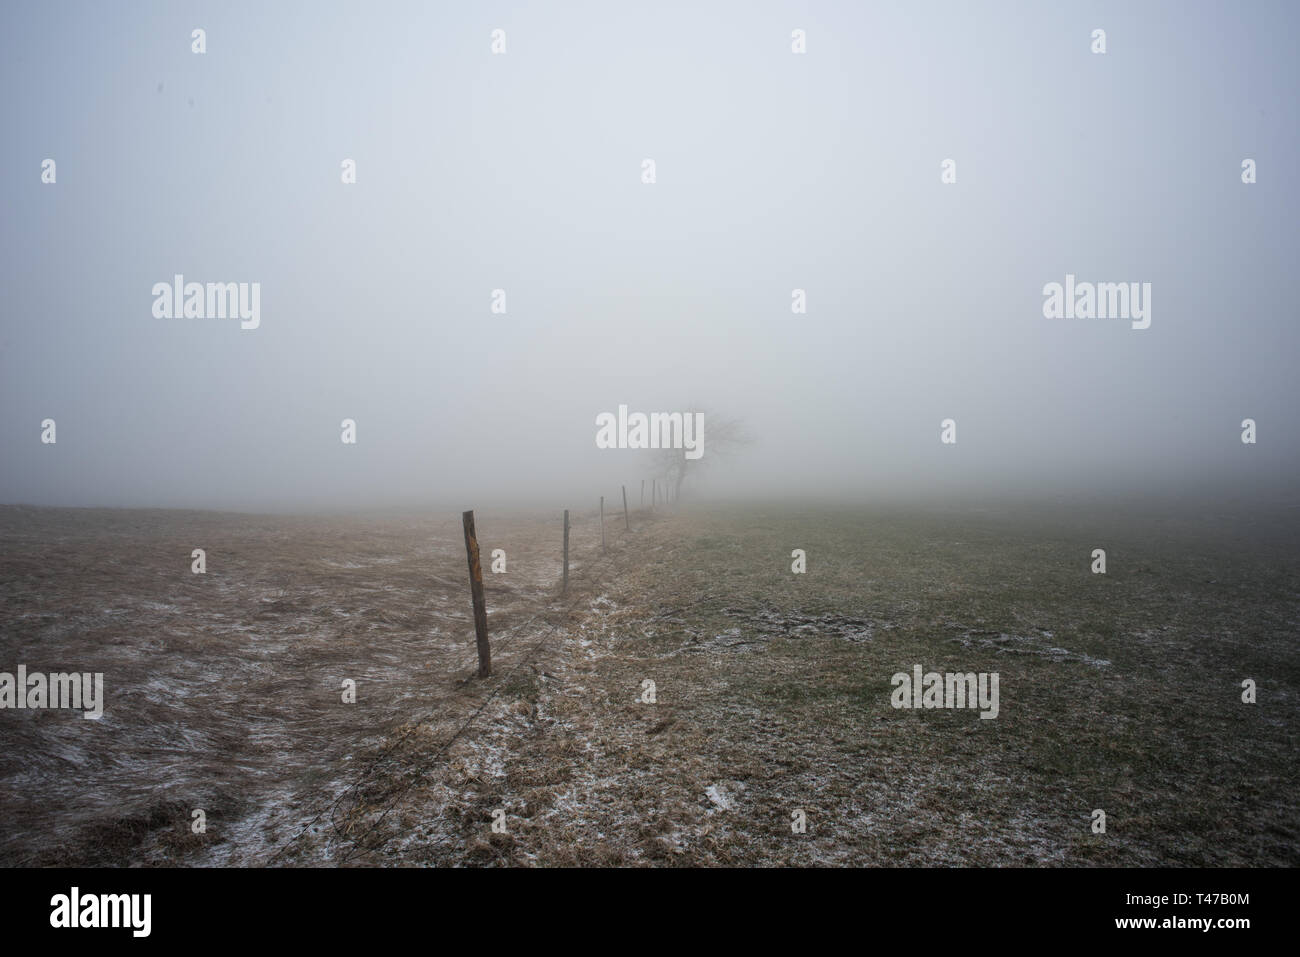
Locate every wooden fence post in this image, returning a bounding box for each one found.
[623,485,630,531]
[600,496,606,552]
[641,479,645,507]
[562,509,570,594]
[461,510,491,678]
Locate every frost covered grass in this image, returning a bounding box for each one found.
[353,502,1299,867]
[0,505,595,865]
[1,501,1295,866]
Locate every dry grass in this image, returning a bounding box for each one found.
[0,505,606,865]
[2,501,1296,866]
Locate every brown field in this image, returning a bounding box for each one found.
[0,501,1296,866]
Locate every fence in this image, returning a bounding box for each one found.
[459,476,673,676]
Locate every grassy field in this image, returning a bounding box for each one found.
[1,502,1296,866]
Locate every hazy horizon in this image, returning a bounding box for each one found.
[3,0,1297,512]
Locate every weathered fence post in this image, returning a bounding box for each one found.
[622,485,630,531]
[641,479,645,507]
[461,510,491,678]
[562,509,570,594]
[651,479,656,511]
[600,496,606,552]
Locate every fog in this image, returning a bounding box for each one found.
[1,1,1296,512]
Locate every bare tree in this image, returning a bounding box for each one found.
[651,408,750,502]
